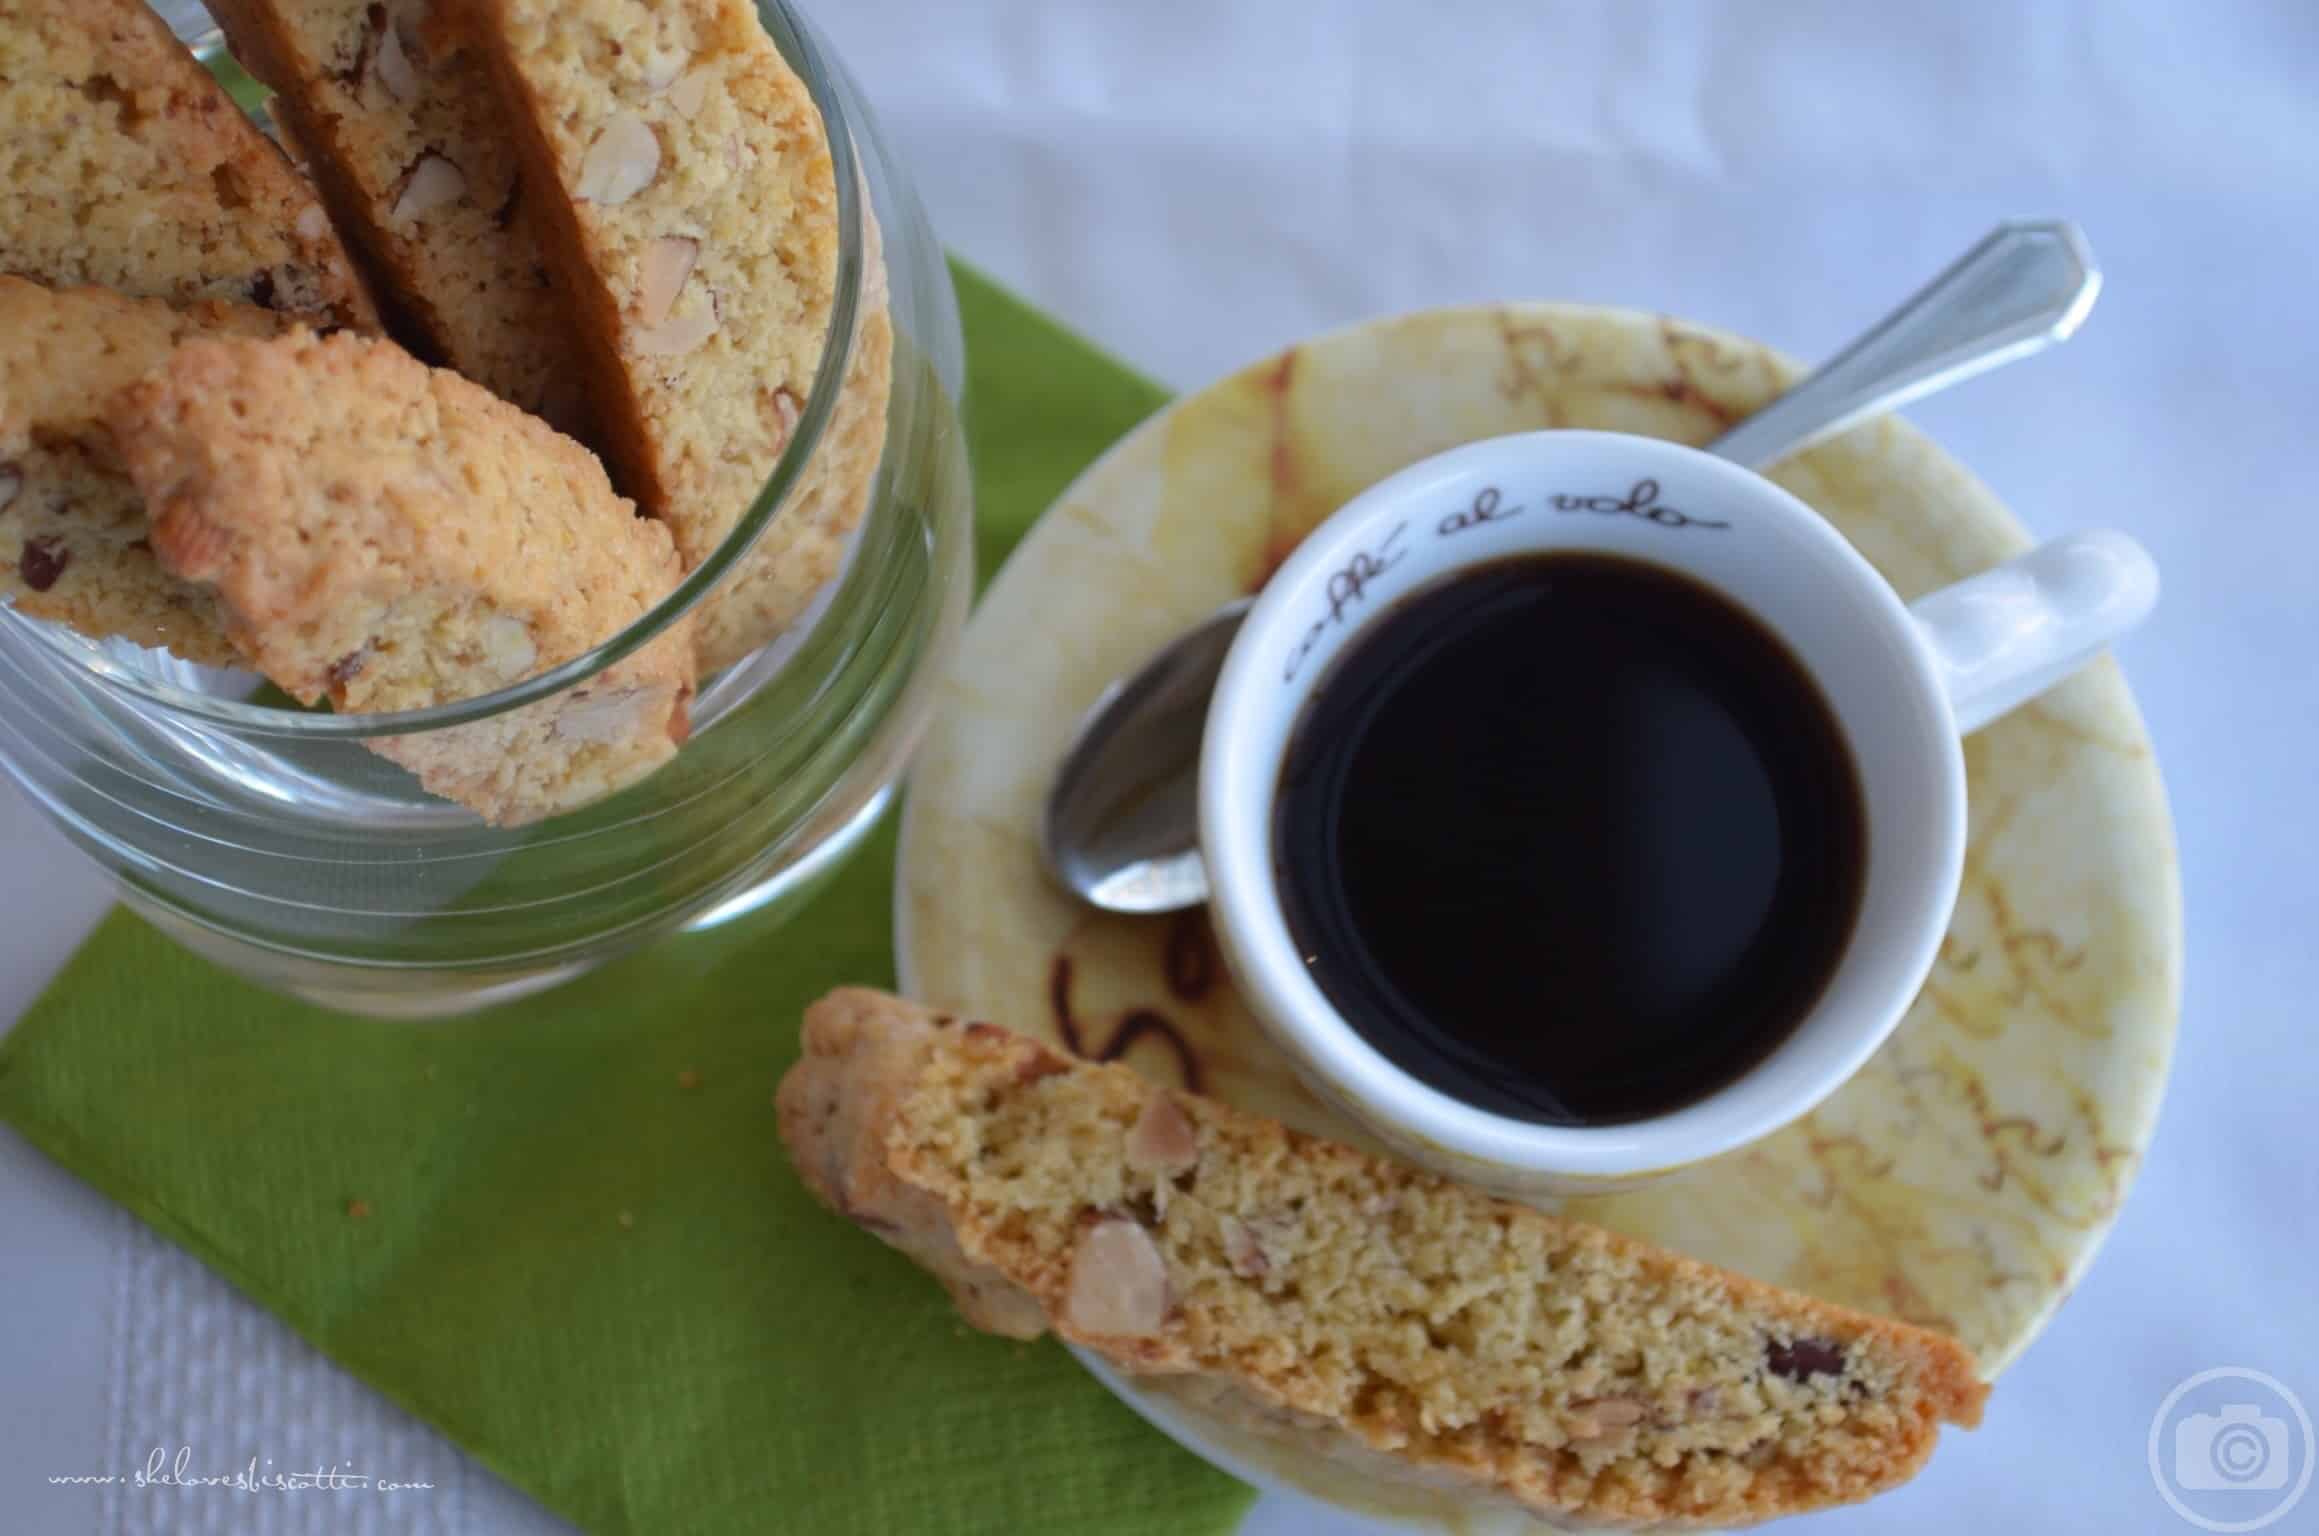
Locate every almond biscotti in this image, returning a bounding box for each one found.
[108,330,694,825]
[468,0,877,671]
[0,0,375,330]
[689,236,892,672]
[778,990,1989,1531]
[0,278,290,663]
[202,0,588,433]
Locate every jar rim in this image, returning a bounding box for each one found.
[25,0,866,740]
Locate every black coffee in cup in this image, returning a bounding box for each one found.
[1273,552,1867,1126]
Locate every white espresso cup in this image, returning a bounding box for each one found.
[1199,430,2157,1198]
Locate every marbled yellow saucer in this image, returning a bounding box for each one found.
[894,304,2180,1529]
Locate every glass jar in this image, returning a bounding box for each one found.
[0,1,972,1016]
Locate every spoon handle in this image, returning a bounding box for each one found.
[1706,220,2100,471]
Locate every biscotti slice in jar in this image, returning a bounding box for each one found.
[469,0,880,672]
[777,990,1989,1531]
[108,330,694,826]
[688,232,892,673]
[201,0,588,434]
[0,0,376,330]
[0,278,290,663]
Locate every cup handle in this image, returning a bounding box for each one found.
[1907,530,2159,734]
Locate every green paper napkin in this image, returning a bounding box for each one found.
[0,265,1254,1536]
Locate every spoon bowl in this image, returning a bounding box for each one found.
[1040,599,1250,913]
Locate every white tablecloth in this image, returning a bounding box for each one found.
[7,3,2316,1531]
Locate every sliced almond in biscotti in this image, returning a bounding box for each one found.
[108,330,694,826]
[0,277,290,663]
[0,0,375,329]
[468,0,891,672]
[777,989,1991,1531]
[201,0,590,435]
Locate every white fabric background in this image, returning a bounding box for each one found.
[5,2,2316,1532]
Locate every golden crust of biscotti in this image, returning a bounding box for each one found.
[778,989,1990,1531]
[0,277,288,663]
[468,0,842,656]
[0,0,376,330]
[203,0,588,434]
[777,986,1052,1341]
[108,329,694,825]
[693,285,891,671]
